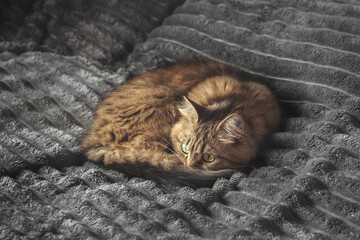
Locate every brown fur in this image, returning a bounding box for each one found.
[81,59,280,186]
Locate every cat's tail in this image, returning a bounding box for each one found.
[84,146,236,188]
[104,162,236,188]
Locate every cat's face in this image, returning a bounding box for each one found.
[170,97,255,170]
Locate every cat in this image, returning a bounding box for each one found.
[81,59,280,187]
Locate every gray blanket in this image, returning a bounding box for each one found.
[0,0,359,239]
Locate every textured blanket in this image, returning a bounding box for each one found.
[0,0,359,239]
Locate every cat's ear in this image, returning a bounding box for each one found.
[216,113,245,144]
[178,96,204,123]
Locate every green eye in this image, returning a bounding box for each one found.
[203,153,215,163]
[181,143,189,154]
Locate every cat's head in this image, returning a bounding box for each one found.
[170,96,256,170]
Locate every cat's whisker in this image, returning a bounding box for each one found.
[157,140,183,161]
[155,142,179,157]
[156,135,177,151]
[143,131,180,158]
[240,131,247,137]
[157,142,183,162]
[143,131,178,151]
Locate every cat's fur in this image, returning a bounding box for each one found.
[81,59,280,186]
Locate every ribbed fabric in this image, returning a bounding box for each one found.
[0,0,359,239]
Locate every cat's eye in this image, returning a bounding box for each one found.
[181,143,189,154]
[203,153,215,163]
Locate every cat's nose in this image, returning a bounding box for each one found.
[184,161,193,167]
[184,153,201,167]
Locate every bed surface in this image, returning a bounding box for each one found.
[0,0,359,239]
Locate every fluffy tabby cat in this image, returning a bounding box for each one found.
[82,59,280,186]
